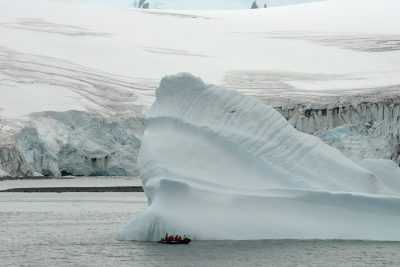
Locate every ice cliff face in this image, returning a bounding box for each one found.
[2,93,400,178]
[0,111,143,177]
[0,145,32,177]
[275,97,400,164]
[0,168,9,177]
[120,73,400,241]
[0,119,33,177]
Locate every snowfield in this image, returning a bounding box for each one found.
[1,0,400,117]
[0,0,400,176]
[120,74,400,241]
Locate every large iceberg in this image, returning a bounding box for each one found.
[120,73,400,241]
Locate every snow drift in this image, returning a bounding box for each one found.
[120,73,400,241]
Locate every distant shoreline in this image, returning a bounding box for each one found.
[0,186,144,193]
[0,176,132,181]
[0,177,75,181]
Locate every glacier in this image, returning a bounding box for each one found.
[120,73,400,241]
[1,0,400,176]
[0,111,143,177]
[0,168,8,177]
[273,95,400,165]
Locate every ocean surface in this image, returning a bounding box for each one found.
[1,181,400,267]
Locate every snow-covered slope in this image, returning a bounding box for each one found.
[67,0,321,9]
[1,0,400,176]
[1,0,399,116]
[120,74,400,241]
[135,0,321,9]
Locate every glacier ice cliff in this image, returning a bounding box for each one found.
[2,97,400,178]
[274,96,400,165]
[0,119,33,177]
[1,86,399,178]
[0,111,143,177]
[120,73,400,241]
[0,168,8,177]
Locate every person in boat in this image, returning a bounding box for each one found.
[160,234,191,244]
[168,235,174,242]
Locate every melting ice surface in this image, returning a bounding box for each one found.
[120,73,400,241]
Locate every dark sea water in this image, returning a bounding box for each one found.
[1,192,400,267]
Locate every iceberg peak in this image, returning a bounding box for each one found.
[155,73,207,103]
